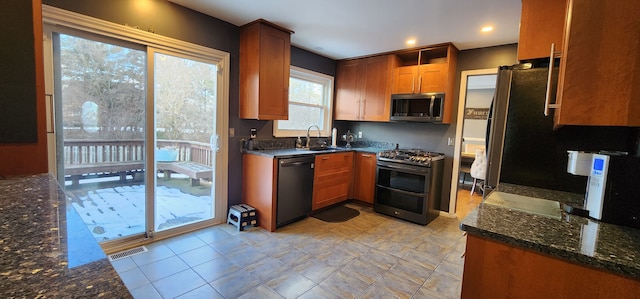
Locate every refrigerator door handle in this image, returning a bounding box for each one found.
[544,43,562,116]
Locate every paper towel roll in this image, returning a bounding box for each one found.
[331,128,337,147]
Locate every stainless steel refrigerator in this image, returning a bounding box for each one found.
[484,63,638,196]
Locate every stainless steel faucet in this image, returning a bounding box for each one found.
[306,125,321,148]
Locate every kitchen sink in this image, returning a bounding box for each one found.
[483,191,562,220]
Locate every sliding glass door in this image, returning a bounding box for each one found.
[45,22,228,251]
[57,33,148,241]
[152,50,218,233]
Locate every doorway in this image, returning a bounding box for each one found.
[449,69,497,219]
[43,9,229,253]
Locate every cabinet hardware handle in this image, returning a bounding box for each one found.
[418,75,423,92]
[46,94,55,134]
[362,154,371,158]
[360,99,366,120]
[322,157,329,160]
[544,43,562,116]
[411,76,415,93]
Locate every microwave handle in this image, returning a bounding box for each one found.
[429,95,435,117]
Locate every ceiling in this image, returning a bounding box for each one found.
[169,0,522,60]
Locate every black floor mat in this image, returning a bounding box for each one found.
[311,205,360,223]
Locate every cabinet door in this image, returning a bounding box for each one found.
[392,66,417,94]
[555,0,640,126]
[462,234,640,298]
[517,0,567,61]
[258,25,290,119]
[361,56,392,121]
[353,152,377,204]
[418,63,447,93]
[312,152,353,210]
[334,60,362,120]
[240,21,291,120]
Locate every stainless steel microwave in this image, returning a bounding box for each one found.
[390,93,444,123]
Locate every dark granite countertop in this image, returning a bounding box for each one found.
[460,183,640,280]
[0,174,131,298]
[244,146,387,158]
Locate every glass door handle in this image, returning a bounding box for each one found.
[210,134,219,152]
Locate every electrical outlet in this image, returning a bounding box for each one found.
[358,131,363,138]
[448,137,454,146]
[229,128,235,137]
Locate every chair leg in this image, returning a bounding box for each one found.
[470,178,477,195]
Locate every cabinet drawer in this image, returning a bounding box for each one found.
[314,152,353,173]
[312,152,353,210]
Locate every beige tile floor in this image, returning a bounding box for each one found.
[110,202,466,298]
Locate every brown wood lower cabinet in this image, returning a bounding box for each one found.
[353,152,376,204]
[242,154,277,232]
[462,234,640,299]
[312,152,353,210]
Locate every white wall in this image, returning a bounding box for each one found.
[462,87,494,152]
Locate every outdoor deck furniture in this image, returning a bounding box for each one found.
[63,139,213,187]
[157,161,212,186]
[64,162,145,187]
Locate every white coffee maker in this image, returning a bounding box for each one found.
[567,150,640,229]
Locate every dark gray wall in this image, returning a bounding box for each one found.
[338,44,519,212]
[42,0,337,206]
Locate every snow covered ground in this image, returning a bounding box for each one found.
[69,183,213,241]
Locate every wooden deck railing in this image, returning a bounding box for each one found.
[63,139,213,185]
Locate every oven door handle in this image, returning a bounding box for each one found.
[377,163,429,175]
[376,184,425,197]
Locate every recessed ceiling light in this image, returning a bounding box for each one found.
[481,26,494,33]
[406,38,416,46]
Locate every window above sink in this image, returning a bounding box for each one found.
[273,66,334,137]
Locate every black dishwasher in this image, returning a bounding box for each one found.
[277,156,314,227]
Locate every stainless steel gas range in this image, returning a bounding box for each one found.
[374,148,445,225]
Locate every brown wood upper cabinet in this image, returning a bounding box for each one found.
[552,0,640,126]
[391,43,458,124]
[312,152,353,210]
[392,45,453,94]
[522,0,640,126]
[353,152,376,204]
[334,55,395,121]
[517,0,566,61]
[239,19,293,120]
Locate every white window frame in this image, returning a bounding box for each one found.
[273,66,334,137]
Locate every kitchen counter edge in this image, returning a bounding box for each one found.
[242,147,385,158]
[460,183,640,281]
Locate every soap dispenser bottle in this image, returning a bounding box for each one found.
[295,136,303,148]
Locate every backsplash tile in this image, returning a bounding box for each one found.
[242,138,395,151]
